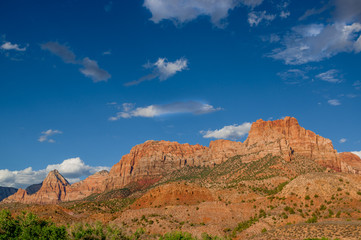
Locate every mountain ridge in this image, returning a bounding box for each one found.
[3,116,361,204]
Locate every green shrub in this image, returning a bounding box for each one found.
[306,216,318,223]
[159,231,195,240]
[0,210,67,240]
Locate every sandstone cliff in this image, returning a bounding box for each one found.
[243,117,340,171]
[105,117,345,191]
[339,152,361,174]
[105,140,207,190]
[105,139,246,190]
[64,170,109,201]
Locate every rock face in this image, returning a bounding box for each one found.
[0,186,18,201]
[3,170,109,204]
[105,141,208,190]
[339,152,361,174]
[64,170,109,201]
[105,140,244,190]
[243,117,340,171]
[3,170,70,204]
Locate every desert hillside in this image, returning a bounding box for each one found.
[1,117,361,239]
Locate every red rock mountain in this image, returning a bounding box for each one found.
[4,170,70,204]
[4,170,109,204]
[243,117,340,170]
[3,117,361,204]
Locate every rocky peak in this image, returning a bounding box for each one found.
[43,169,70,188]
[243,117,340,170]
[3,170,70,204]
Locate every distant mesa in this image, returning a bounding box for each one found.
[2,116,361,204]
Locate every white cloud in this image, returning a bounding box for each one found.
[0,157,110,189]
[316,69,342,83]
[334,0,361,22]
[271,0,361,66]
[125,58,188,86]
[352,150,361,158]
[38,129,62,143]
[339,138,347,143]
[41,42,110,82]
[201,122,252,139]
[80,57,111,82]
[270,22,361,64]
[109,101,221,120]
[328,99,341,106]
[1,41,27,51]
[143,0,263,27]
[240,0,263,8]
[280,11,290,19]
[248,11,276,27]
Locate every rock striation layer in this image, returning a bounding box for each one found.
[105,140,244,190]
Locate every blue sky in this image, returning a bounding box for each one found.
[1,0,360,188]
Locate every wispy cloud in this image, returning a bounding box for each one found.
[41,42,76,63]
[328,99,341,106]
[353,80,361,90]
[41,42,111,82]
[248,11,276,27]
[280,10,290,19]
[102,50,111,55]
[1,41,27,51]
[109,101,221,120]
[299,4,331,21]
[125,58,188,86]
[270,23,361,65]
[271,0,361,65]
[339,138,347,143]
[316,69,343,83]
[0,157,110,189]
[277,69,309,84]
[240,0,264,8]
[38,129,62,143]
[200,122,251,140]
[143,0,263,28]
[80,57,111,82]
